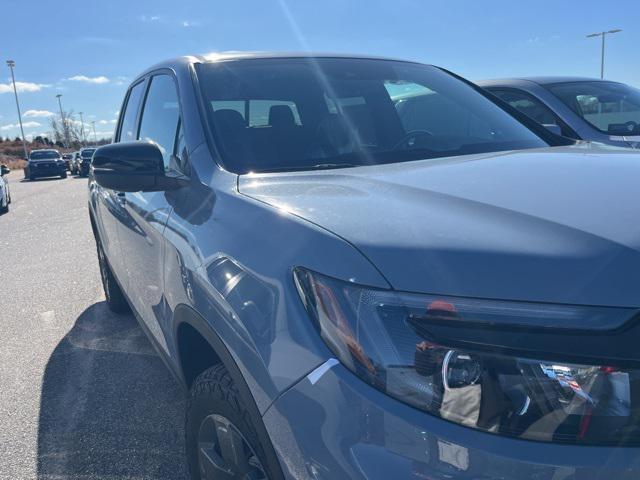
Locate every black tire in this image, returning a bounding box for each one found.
[96,238,130,313]
[61,171,67,179]
[186,365,275,480]
[0,201,7,214]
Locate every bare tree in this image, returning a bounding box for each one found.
[49,110,86,148]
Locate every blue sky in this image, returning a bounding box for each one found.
[1,0,638,141]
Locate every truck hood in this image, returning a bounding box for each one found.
[239,145,640,307]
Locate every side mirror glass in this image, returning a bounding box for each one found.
[93,141,187,192]
[0,165,9,176]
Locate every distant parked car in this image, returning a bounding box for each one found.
[78,148,96,177]
[24,149,67,180]
[0,164,11,214]
[477,77,640,148]
[61,153,73,171]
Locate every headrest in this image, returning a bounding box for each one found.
[269,105,296,128]
[214,109,246,133]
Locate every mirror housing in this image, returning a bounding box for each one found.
[542,123,562,136]
[0,165,9,176]
[92,141,187,192]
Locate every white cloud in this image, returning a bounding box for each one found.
[66,75,110,84]
[92,130,114,139]
[0,81,49,94]
[140,14,161,22]
[182,20,201,27]
[1,121,41,130]
[97,119,117,125]
[23,109,55,118]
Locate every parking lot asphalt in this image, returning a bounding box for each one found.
[0,171,189,479]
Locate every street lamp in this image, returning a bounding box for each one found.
[586,29,622,79]
[55,94,69,147]
[78,111,86,146]
[6,60,28,159]
[91,121,97,145]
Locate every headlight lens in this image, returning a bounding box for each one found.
[294,268,640,446]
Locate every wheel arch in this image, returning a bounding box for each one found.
[173,303,250,394]
[172,303,285,479]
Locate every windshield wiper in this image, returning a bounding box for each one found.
[309,163,359,170]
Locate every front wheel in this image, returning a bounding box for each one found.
[186,365,274,480]
[60,171,67,179]
[96,238,129,313]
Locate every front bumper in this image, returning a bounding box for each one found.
[263,361,640,479]
[29,162,66,177]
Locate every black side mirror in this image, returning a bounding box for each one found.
[93,141,188,192]
[0,165,9,176]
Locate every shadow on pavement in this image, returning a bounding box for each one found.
[37,302,189,479]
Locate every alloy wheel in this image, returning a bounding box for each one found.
[197,414,267,480]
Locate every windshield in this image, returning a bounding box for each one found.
[197,58,548,173]
[547,81,640,136]
[29,151,60,160]
[81,149,96,158]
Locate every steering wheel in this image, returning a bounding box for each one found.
[393,130,433,150]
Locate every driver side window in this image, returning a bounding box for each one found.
[138,74,181,171]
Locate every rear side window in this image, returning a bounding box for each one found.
[118,81,145,142]
[490,89,559,126]
[138,75,181,169]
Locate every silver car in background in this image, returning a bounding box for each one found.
[478,76,640,148]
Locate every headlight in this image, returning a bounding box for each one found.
[294,268,640,446]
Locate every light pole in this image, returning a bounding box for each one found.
[78,111,86,146]
[6,60,28,159]
[91,121,97,145]
[586,29,622,79]
[55,94,69,147]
